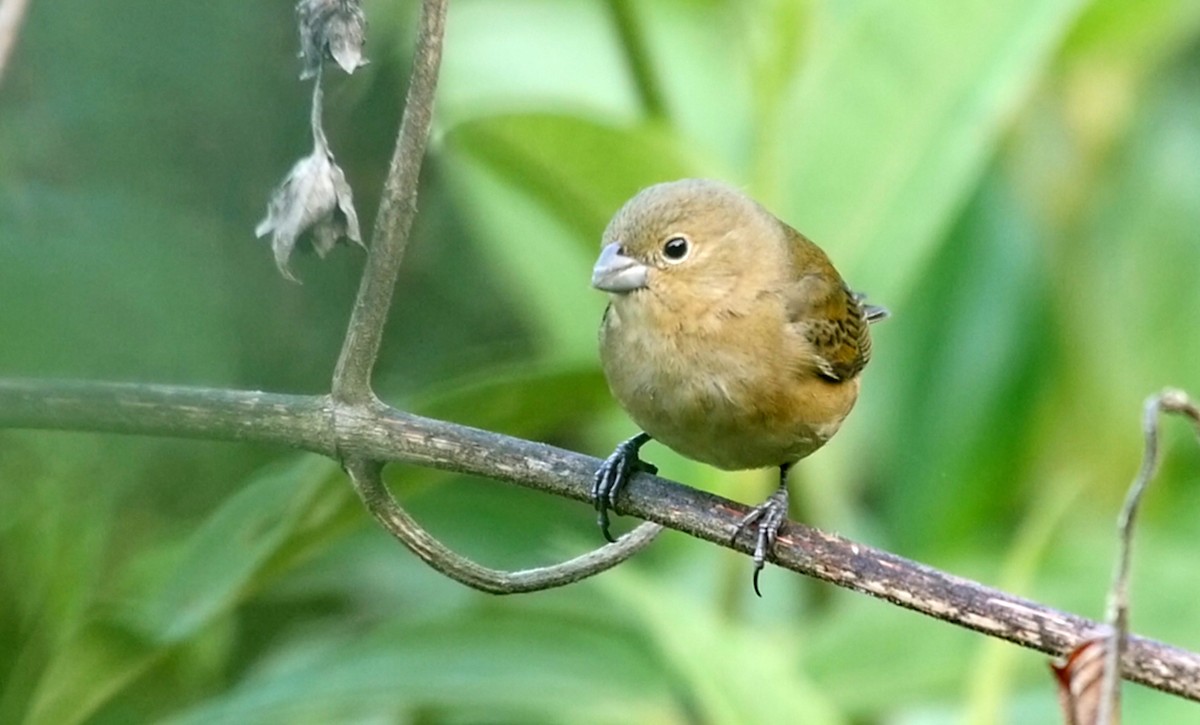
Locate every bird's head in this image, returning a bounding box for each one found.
[591,179,780,300]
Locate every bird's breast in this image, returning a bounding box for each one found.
[600,296,860,470]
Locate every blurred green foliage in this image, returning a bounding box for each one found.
[2,0,1200,722]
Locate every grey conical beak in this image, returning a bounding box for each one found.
[591,243,649,293]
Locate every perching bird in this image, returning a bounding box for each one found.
[590,178,887,595]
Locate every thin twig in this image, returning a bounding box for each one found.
[3,378,1200,701]
[331,0,449,404]
[344,458,662,593]
[1098,389,1200,723]
[0,0,31,86]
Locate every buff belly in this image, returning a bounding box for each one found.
[600,306,860,471]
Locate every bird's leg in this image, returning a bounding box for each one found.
[731,462,792,597]
[592,432,658,543]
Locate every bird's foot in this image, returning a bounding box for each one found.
[592,433,657,543]
[730,486,790,597]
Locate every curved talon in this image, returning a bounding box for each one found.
[731,481,790,597]
[592,432,655,543]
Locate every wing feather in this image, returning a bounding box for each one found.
[780,225,883,381]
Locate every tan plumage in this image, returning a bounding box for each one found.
[590,178,886,592]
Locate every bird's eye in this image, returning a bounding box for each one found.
[662,236,689,262]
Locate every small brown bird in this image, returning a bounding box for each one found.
[590,179,887,594]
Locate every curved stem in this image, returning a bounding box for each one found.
[345,458,662,594]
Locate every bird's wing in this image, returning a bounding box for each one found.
[781,225,876,382]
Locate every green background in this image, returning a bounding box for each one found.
[2,0,1200,722]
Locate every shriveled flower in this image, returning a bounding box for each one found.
[255,137,363,283]
[297,0,368,79]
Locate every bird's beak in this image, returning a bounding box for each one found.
[591,243,649,293]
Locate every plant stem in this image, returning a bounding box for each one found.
[331,0,450,404]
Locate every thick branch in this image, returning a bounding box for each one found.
[331,0,449,403]
[1,378,1199,701]
[0,380,337,452]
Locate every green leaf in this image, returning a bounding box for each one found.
[600,568,845,725]
[138,456,343,644]
[410,362,611,436]
[23,621,160,725]
[770,0,1090,303]
[444,112,702,363]
[437,0,641,125]
[866,171,1052,552]
[19,457,347,724]
[448,112,703,246]
[164,607,672,725]
[1064,0,1200,72]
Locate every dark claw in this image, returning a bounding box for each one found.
[592,433,656,543]
[730,484,789,597]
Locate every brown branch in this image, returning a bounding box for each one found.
[0,0,31,85]
[2,377,1199,701]
[330,0,449,405]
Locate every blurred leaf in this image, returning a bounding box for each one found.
[0,437,118,724]
[440,152,602,362]
[1064,0,1200,72]
[868,170,1052,552]
[437,0,639,125]
[803,591,975,717]
[600,569,845,725]
[964,476,1087,723]
[23,621,160,725]
[772,0,1090,303]
[138,456,343,643]
[1064,63,1200,434]
[444,112,702,363]
[447,112,703,246]
[410,362,611,436]
[612,0,760,172]
[164,607,673,725]
[19,457,347,725]
[0,187,242,381]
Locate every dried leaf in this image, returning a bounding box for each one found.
[1051,638,1115,725]
[297,0,368,79]
[255,135,363,283]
